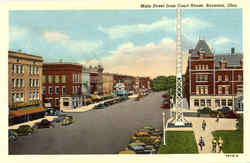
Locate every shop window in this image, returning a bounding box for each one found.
[228,99,233,106]
[221,99,226,106]
[200,99,205,106]
[194,99,199,106]
[206,99,211,106]
[215,99,220,107]
[63,101,69,106]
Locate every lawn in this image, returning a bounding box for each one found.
[212,130,243,153]
[158,131,198,154]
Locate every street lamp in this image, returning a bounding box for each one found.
[162,112,166,145]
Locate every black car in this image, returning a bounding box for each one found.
[45,108,60,116]
[13,125,34,136]
[218,107,231,113]
[52,114,67,123]
[9,129,18,142]
[33,119,55,129]
[93,103,107,109]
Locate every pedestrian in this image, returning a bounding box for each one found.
[212,137,217,153]
[218,136,224,153]
[202,120,207,130]
[216,113,220,123]
[199,136,205,151]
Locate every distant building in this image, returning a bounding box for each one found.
[42,62,82,111]
[185,39,243,111]
[8,50,44,125]
[102,73,113,96]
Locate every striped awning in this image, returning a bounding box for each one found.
[9,107,45,118]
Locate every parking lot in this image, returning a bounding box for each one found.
[9,92,169,154]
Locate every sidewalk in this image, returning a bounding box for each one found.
[8,116,57,130]
[166,117,237,153]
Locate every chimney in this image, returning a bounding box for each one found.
[231,48,235,54]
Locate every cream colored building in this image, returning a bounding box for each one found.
[8,51,43,106]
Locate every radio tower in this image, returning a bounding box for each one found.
[175,8,185,126]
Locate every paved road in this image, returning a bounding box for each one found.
[9,92,169,154]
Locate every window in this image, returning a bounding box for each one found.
[12,64,15,73]
[33,79,36,88]
[204,75,208,81]
[31,66,33,74]
[42,75,46,84]
[62,75,66,83]
[196,86,200,95]
[32,66,35,74]
[200,86,204,94]
[37,79,40,87]
[218,75,222,81]
[20,93,24,101]
[218,86,222,95]
[225,75,229,81]
[206,99,211,106]
[237,85,243,94]
[62,87,66,95]
[16,79,19,88]
[20,79,23,88]
[225,86,229,95]
[195,65,198,70]
[205,86,208,95]
[17,65,20,74]
[55,99,59,106]
[196,74,200,81]
[55,87,59,94]
[228,99,233,106]
[32,92,35,100]
[12,79,15,88]
[55,75,59,83]
[194,99,199,106]
[200,99,205,106]
[221,99,226,106]
[11,94,15,103]
[29,65,31,74]
[63,101,69,106]
[29,79,32,88]
[29,92,32,100]
[48,75,53,83]
[215,99,220,107]
[36,92,39,100]
[16,93,19,102]
[36,67,39,74]
[72,74,75,83]
[206,65,209,70]
[43,87,46,95]
[238,75,243,81]
[49,87,53,96]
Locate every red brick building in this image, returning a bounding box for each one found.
[185,39,243,111]
[42,62,82,110]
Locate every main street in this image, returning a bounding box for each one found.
[9,92,170,154]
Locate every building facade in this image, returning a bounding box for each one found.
[42,62,82,110]
[8,51,44,125]
[102,73,114,96]
[185,39,243,111]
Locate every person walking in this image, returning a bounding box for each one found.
[218,136,224,153]
[199,136,205,151]
[212,137,217,153]
[202,120,207,131]
[216,113,220,123]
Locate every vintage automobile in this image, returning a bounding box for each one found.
[8,129,18,142]
[13,125,34,136]
[33,119,55,129]
[61,116,73,126]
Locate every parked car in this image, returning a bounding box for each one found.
[93,103,107,110]
[135,129,150,136]
[118,149,136,154]
[52,114,67,123]
[8,129,18,142]
[128,142,146,153]
[143,145,156,154]
[13,125,34,136]
[61,116,73,126]
[217,107,231,113]
[33,119,55,129]
[45,108,60,116]
[224,111,240,119]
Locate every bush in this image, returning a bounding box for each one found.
[197,107,212,114]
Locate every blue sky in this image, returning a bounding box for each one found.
[9,9,242,78]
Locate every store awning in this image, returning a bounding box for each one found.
[9,107,46,118]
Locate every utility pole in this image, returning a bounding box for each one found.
[175,8,185,126]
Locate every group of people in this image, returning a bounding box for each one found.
[199,119,224,153]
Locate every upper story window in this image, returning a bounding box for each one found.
[12,64,15,73]
[238,74,243,81]
[225,75,229,81]
[218,86,222,94]
[42,75,46,84]
[21,65,24,73]
[48,75,53,84]
[218,75,222,81]
[16,65,19,74]
[55,75,59,83]
[62,75,66,83]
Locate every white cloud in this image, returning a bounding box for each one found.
[43,31,70,42]
[81,37,188,78]
[98,16,214,39]
[42,31,102,53]
[211,37,233,46]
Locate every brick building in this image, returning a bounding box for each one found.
[185,39,243,111]
[8,51,44,125]
[102,73,114,96]
[42,62,82,110]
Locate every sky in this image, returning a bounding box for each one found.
[9,9,242,78]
